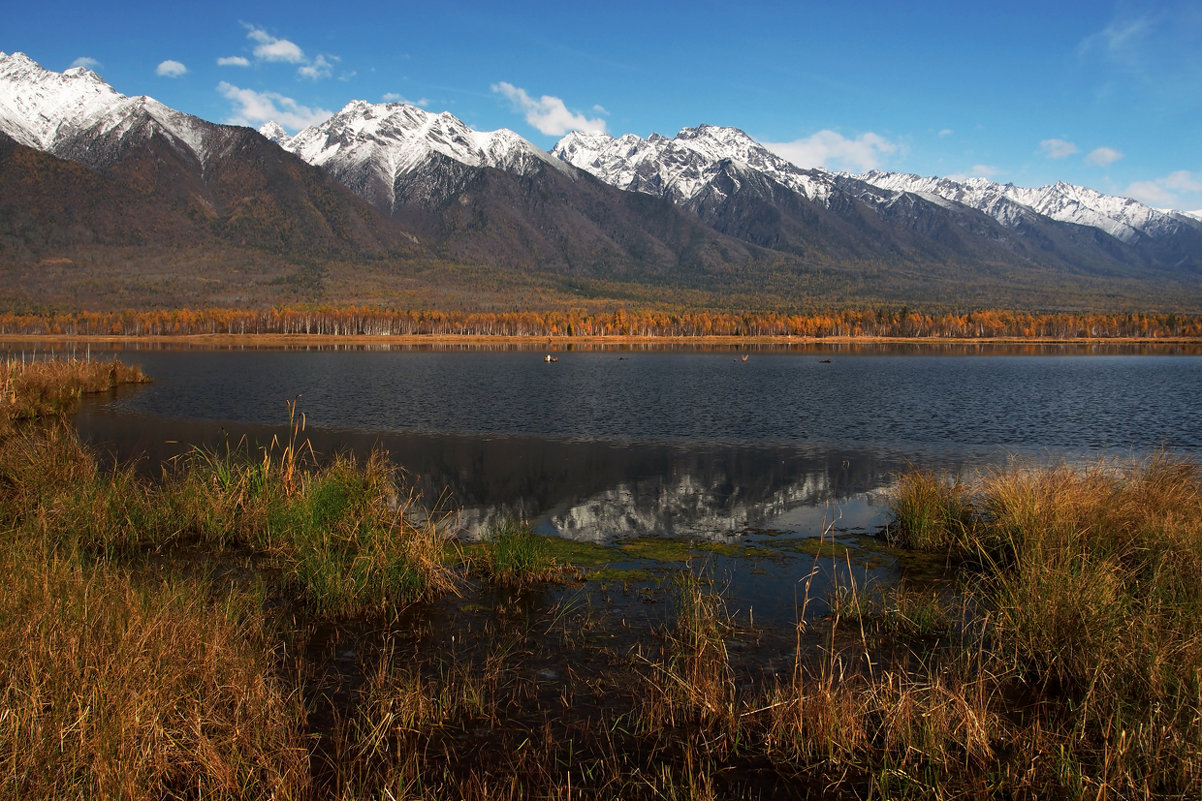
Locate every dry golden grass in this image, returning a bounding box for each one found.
[0,356,147,432]
[0,546,310,800]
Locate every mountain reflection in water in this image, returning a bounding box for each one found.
[74,405,903,540]
[62,346,1202,543]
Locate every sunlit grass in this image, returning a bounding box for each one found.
[477,517,562,586]
[0,543,310,800]
[0,356,148,432]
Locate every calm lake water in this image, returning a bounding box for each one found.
[9,342,1188,624]
[52,344,1202,543]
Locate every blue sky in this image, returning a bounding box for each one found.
[5,0,1201,211]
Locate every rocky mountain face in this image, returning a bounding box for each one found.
[3,50,1201,311]
[0,51,412,260]
[553,126,1202,278]
[266,101,571,212]
[262,100,759,279]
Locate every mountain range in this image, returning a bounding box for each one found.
[2,50,1201,312]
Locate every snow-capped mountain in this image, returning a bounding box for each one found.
[0,50,213,168]
[553,123,1202,277]
[855,170,1199,244]
[554,124,835,205]
[553,123,1202,251]
[264,101,571,212]
[0,50,415,289]
[3,49,1201,309]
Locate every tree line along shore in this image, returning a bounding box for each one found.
[3,305,1202,340]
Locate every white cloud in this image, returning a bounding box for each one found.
[1040,138,1079,158]
[1125,170,1202,209]
[217,82,333,132]
[937,128,954,137]
[239,24,338,80]
[1086,146,1123,166]
[218,56,250,67]
[245,25,304,63]
[298,54,335,81]
[155,60,187,78]
[764,130,898,172]
[70,56,101,70]
[491,82,607,136]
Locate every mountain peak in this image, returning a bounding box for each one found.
[275,99,570,212]
[552,122,834,204]
[258,121,291,147]
[0,50,126,149]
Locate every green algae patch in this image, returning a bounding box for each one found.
[590,566,664,584]
[617,537,700,563]
[772,535,872,563]
[540,537,615,568]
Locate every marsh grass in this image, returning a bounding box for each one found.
[973,456,1202,796]
[639,569,737,729]
[871,454,1202,797]
[478,516,560,586]
[5,358,1201,798]
[886,468,975,554]
[0,356,147,432]
[0,543,309,800]
[265,452,459,616]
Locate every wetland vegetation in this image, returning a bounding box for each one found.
[1,357,1200,799]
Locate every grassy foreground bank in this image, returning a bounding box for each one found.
[1,359,1200,799]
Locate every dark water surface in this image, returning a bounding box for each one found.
[25,343,1195,623]
[58,345,1201,536]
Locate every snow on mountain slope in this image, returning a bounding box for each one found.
[257,121,291,148]
[858,170,1189,243]
[0,51,122,149]
[268,101,571,211]
[0,50,215,166]
[553,120,1197,249]
[553,124,834,205]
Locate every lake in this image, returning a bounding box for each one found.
[50,344,1200,543]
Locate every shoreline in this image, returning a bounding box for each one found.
[4,332,1202,348]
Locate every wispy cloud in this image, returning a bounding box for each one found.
[69,56,101,70]
[1124,170,1202,209]
[244,25,304,63]
[764,130,897,173]
[298,54,335,81]
[155,60,187,78]
[1086,146,1123,166]
[491,82,607,136]
[1040,138,1079,158]
[217,82,333,132]
[1078,15,1154,65]
[237,23,338,80]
